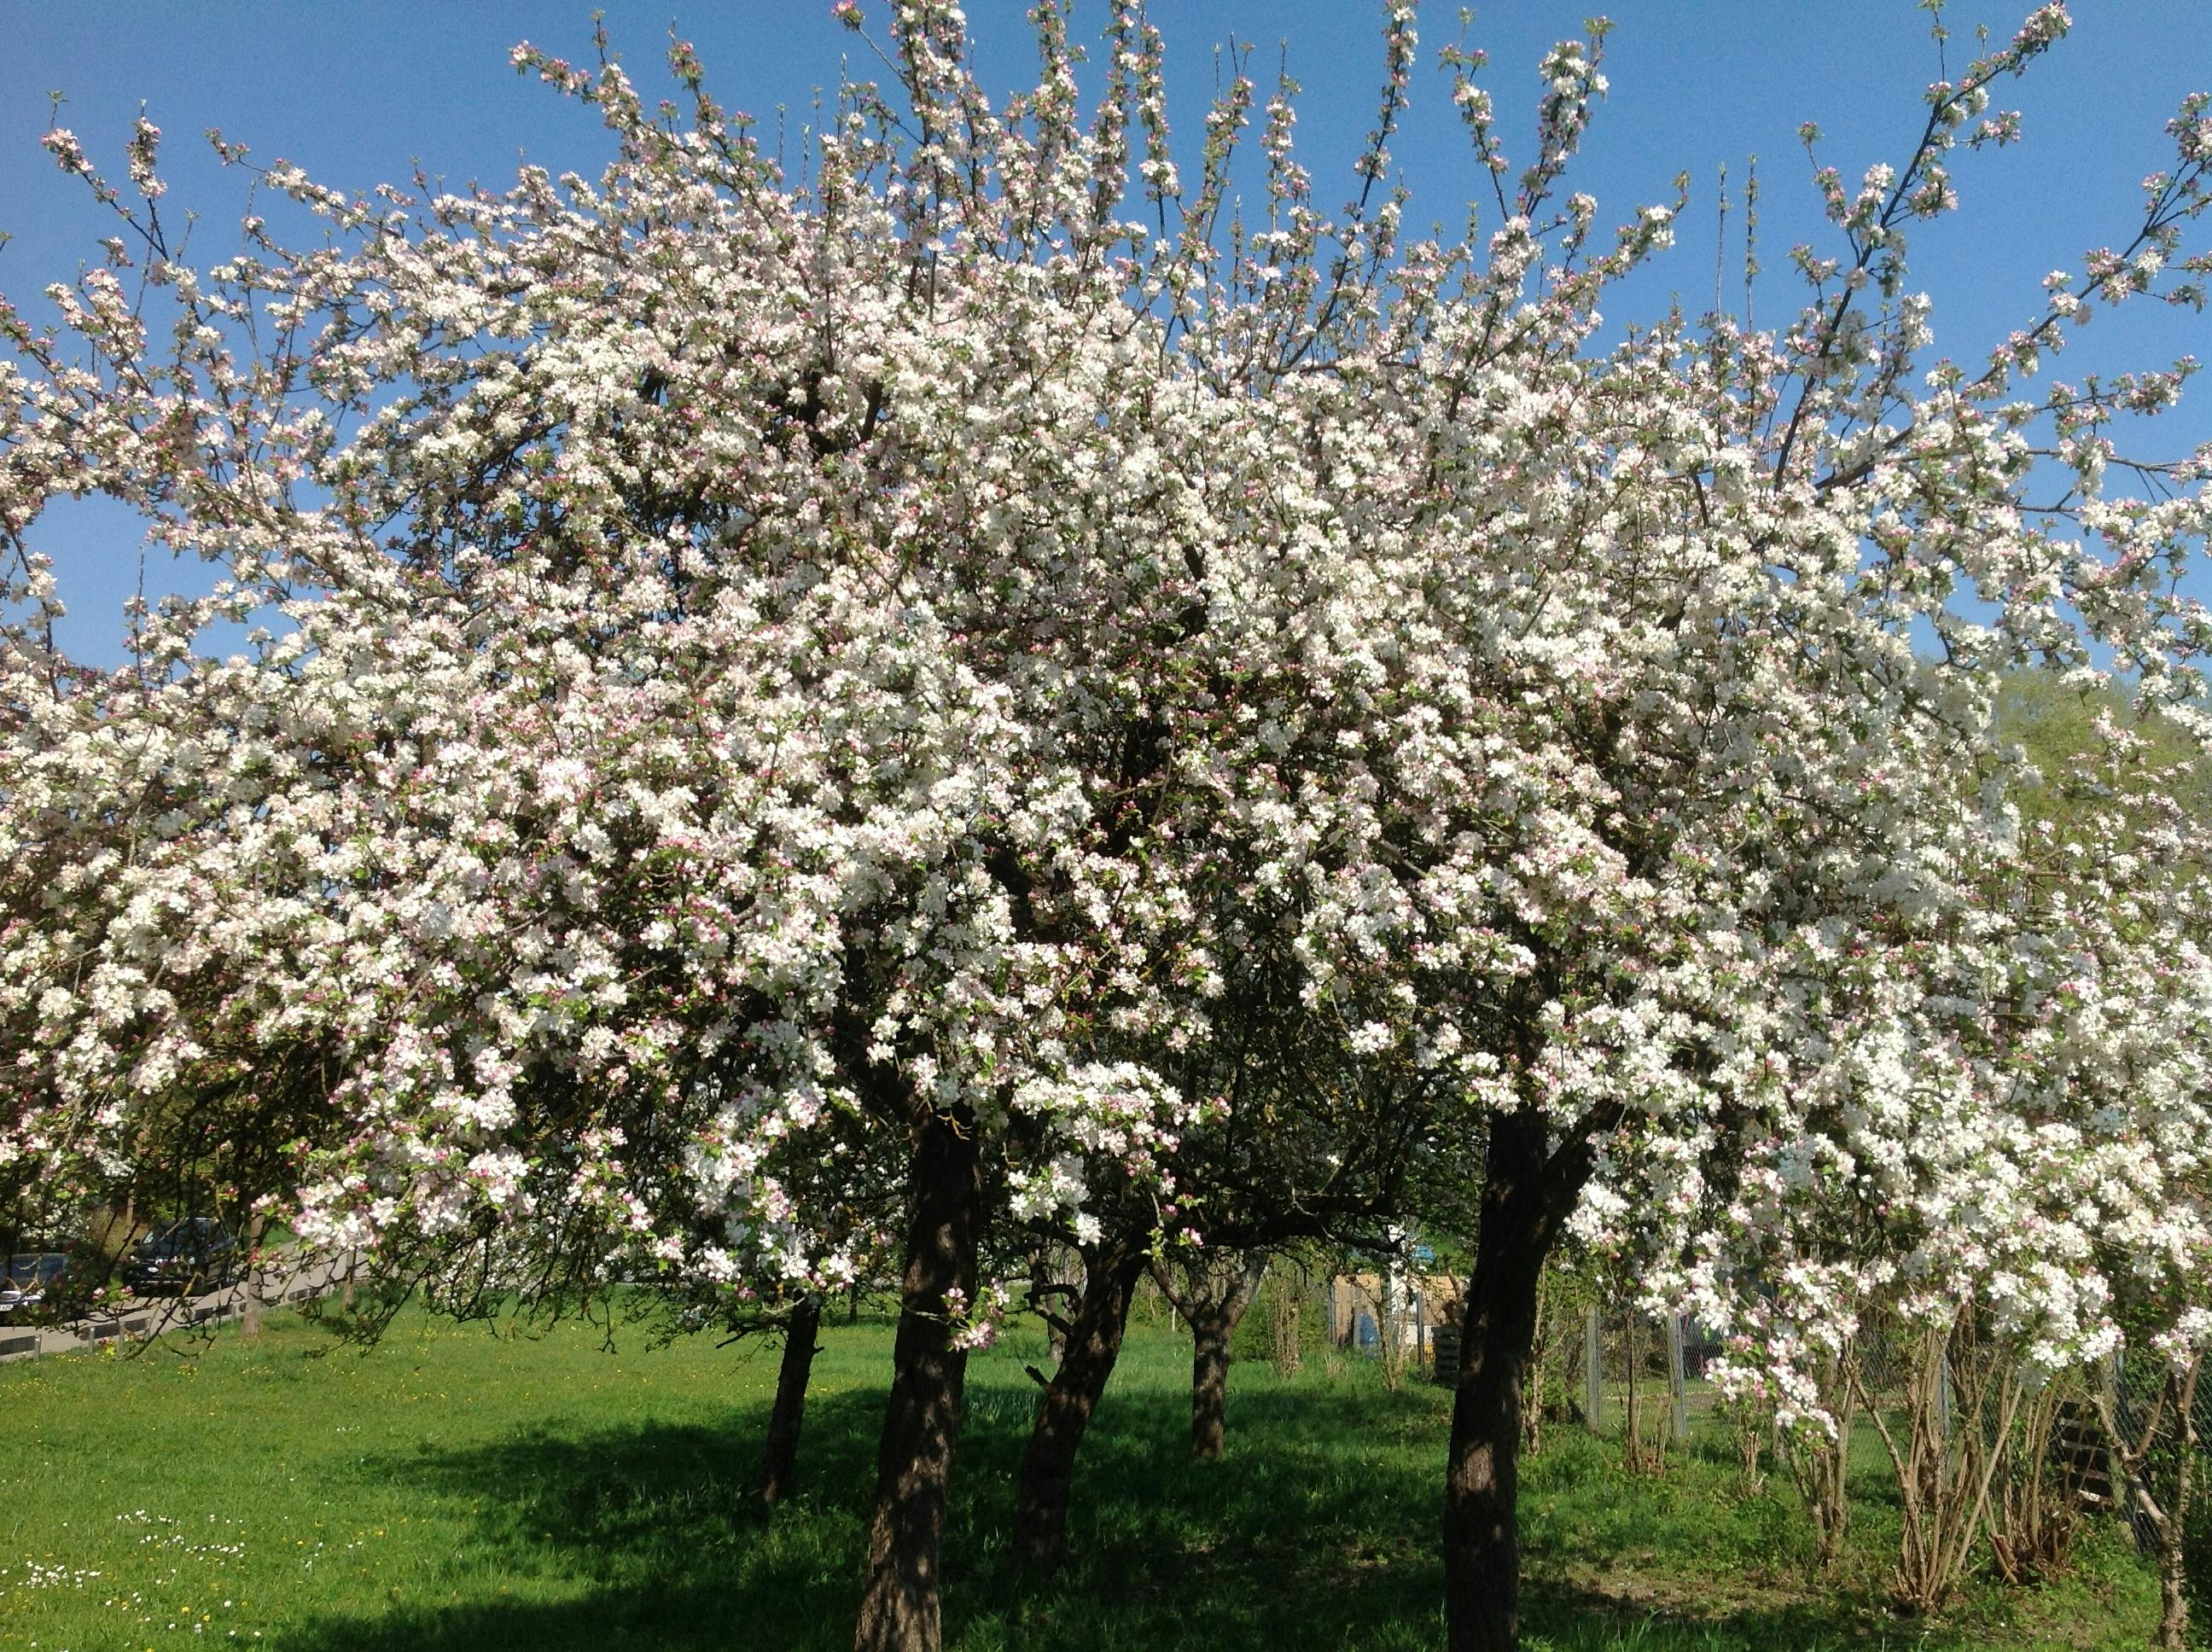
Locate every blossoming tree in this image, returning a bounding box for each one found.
[8,5,2212,1652]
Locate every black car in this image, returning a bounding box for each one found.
[120,1219,238,1296]
[0,1253,71,1320]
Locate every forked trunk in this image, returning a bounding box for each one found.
[1155,1251,1268,1460]
[1444,1113,1568,1652]
[1013,1242,1144,1571]
[761,1293,822,1507]
[853,1109,981,1652]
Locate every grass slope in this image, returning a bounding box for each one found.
[0,1304,2159,1650]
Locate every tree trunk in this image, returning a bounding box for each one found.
[1013,1242,1144,1571]
[2161,1532,2189,1652]
[761,1293,823,1508]
[1621,1312,1639,1465]
[238,1211,267,1341]
[2098,1351,2203,1652]
[2162,1356,2202,1651]
[853,1108,981,1652]
[1444,1113,1569,1652]
[1155,1251,1268,1461]
[1192,1310,1233,1460]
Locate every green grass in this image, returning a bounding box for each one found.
[0,1303,2161,1650]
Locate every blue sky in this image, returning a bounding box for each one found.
[7,1,2212,666]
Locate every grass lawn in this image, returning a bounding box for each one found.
[0,1301,2161,1650]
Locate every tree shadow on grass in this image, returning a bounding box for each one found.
[273,1374,1463,1652]
[276,1387,884,1652]
[270,1359,2104,1652]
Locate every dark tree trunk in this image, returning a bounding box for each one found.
[761,1293,823,1507]
[1190,1313,1233,1459]
[1013,1242,1144,1572]
[1155,1251,1269,1461]
[1444,1112,1578,1652]
[853,1108,981,1652]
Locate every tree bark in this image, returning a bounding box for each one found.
[1191,1313,1233,1460]
[2162,1356,2202,1651]
[1444,1112,1574,1652]
[238,1211,266,1341]
[853,1108,981,1652]
[2096,1351,2203,1652]
[1155,1251,1269,1461]
[761,1293,822,1508]
[1013,1242,1144,1571]
[2161,1514,2189,1652]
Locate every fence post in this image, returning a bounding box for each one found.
[1585,1305,1604,1432]
[1668,1314,1689,1442]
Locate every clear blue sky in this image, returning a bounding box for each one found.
[7,1,2211,666]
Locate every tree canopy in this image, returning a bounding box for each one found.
[7,4,2212,1649]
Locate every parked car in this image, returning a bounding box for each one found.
[120,1219,237,1296]
[0,1253,72,1321]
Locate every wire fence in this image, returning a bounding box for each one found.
[1145,1262,2203,1559]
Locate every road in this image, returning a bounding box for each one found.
[0,1249,358,1361]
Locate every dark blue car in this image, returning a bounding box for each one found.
[120,1219,237,1296]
